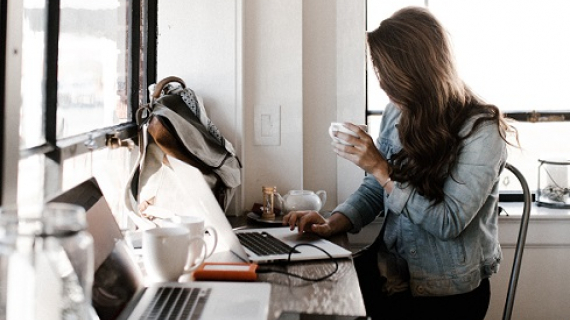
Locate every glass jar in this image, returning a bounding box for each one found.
[537,158,570,208]
[0,213,17,320]
[0,203,94,320]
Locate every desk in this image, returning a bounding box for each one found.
[209,216,367,320]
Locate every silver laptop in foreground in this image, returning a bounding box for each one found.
[165,156,353,264]
[51,178,271,320]
[116,281,270,320]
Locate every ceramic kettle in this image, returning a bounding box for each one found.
[276,190,327,213]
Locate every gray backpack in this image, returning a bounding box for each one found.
[125,76,241,218]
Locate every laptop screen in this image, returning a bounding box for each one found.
[49,178,144,320]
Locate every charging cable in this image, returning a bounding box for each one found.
[256,243,339,282]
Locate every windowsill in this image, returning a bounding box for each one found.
[498,202,570,246]
[499,202,570,219]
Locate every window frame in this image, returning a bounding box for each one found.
[1,0,158,205]
[367,110,570,123]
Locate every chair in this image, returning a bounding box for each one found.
[501,163,532,320]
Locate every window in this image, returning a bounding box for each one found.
[2,0,157,222]
[56,1,130,139]
[366,0,570,197]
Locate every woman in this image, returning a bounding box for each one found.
[284,6,516,320]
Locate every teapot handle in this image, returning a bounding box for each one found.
[315,190,327,210]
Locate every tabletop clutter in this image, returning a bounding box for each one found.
[255,186,327,220]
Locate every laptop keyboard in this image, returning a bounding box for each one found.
[236,231,300,256]
[140,286,211,320]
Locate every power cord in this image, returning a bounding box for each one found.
[256,243,339,282]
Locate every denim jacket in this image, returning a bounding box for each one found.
[334,103,506,296]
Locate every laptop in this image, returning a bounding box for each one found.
[49,178,271,320]
[162,155,353,264]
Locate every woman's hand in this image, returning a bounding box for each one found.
[283,210,353,238]
[282,210,333,237]
[331,123,385,173]
[332,122,392,191]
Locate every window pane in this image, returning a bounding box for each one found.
[430,0,570,112]
[366,1,570,113]
[20,0,47,149]
[504,121,570,193]
[62,147,134,227]
[18,154,45,207]
[366,114,382,140]
[57,0,129,138]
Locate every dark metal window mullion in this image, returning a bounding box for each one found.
[129,0,141,121]
[504,111,570,122]
[44,0,60,163]
[144,0,158,102]
[43,0,63,198]
[0,0,7,204]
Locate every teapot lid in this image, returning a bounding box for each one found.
[288,190,313,195]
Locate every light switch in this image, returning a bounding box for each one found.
[254,105,281,145]
[261,114,273,137]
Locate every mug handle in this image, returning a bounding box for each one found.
[204,226,218,259]
[184,236,207,272]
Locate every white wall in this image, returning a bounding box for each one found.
[156,0,243,214]
[157,0,366,215]
[2,1,23,205]
[335,0,366,202]
[242,0,304,210]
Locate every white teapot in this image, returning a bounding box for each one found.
[276,190,327,213]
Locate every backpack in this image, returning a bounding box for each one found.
[125,76,241,223]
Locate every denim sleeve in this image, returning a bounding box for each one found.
[332,174,385,233]
[386,121,507,240]
[331,103,396,233]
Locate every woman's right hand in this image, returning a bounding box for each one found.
[332,122,392,192]
[282,210,333,237]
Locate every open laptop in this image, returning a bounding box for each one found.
[49,178,270,320]
[163,155,353,264]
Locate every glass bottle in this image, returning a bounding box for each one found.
[0,203,94,320]
[0,213,17,320]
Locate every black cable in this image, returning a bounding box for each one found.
[256,243,339,282]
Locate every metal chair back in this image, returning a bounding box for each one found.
[502,163,532,320]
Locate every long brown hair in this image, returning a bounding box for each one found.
[367,7,513,203]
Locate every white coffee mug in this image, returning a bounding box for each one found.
[143,227,193,282]
[165,215,218,268]
[329,122,368,146]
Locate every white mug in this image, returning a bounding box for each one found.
[143,227,194,282]
[329,122,368,146]
[164,215,218,268]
